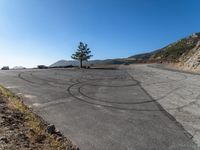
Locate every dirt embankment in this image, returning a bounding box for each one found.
[0,86,79,150]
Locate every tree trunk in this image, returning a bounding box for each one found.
[80,59,83,68]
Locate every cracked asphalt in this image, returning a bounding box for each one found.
[0,64,199,150]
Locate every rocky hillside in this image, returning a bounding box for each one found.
[130,32,200,71]
[150,33,200,61]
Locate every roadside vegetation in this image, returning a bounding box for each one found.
[0,86,78,150]
[151,33,200,62]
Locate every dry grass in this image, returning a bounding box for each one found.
[0,85,78,150]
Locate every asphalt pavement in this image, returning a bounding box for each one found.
[0,65,198,150]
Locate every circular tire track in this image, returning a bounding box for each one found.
[18,69,196,113]
[17,69,195,139]
[78,84,155,104]
[67,71,189,112]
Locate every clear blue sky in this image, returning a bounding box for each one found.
[0,0,200,68]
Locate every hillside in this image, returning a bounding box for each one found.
[150,33,200,61]
[130,32,200,71]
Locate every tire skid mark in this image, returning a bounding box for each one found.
[78,83,155,105]
[67,70,192,112]
[16,68,196,139]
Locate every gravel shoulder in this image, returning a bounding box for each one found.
[0,86,78,150]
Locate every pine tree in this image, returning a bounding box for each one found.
[71,42,93,68]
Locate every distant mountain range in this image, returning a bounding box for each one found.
[50,60,101,67]
[50,59,128,68]
[50,32,200,71]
